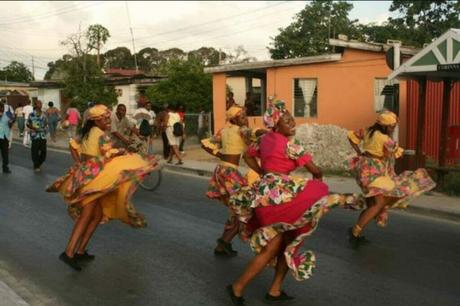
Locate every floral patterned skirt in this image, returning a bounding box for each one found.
[47,153,158,228]
[347,156,436,209]
[206,162,248,203]
[230,173,364,281]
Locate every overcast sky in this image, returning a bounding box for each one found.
[0,1,394,79]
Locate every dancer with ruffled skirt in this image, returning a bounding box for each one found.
[201,105,259,257]
[346,111,435,249]
[226,101,362,305]
[47,104,158,271]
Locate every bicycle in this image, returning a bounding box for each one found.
[127,135,163,192]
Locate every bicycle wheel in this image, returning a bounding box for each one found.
[140,169,162,191]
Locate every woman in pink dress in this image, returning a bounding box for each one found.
[226,100,362,305]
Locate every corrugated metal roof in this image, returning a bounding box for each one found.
[203,53,342,73]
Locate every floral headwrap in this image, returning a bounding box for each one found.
[226,105,243,121]
[263,100,287,129]
[88,104,110,121]
[376,111,397,126]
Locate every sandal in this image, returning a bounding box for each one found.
[75,251,95,262]
[59,252,82,271]
[176,161,184,165]
[348,228,370,250]
[226,285,245,306]
[265,291,295,302]
[214,238,238,257]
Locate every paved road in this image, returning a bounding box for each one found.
[0,144,459,306]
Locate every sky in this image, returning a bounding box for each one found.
[0,1,394,79]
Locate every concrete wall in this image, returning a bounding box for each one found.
[212,48,408,146]
[114,84,139,115]
[33,88,62,111]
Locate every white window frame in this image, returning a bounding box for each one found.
[292,78,318,118]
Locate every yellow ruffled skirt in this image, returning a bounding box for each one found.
[47,153,158,228]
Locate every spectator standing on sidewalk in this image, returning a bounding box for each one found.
[165,104,183,165]
[155,104,170,159]
[3,99,15,148]
[15,102,25,137]
[46,101,61,142]
[145,102,156,128]
[27,100,48,172]
[0,102,14,173]
[178,104,186,154]
[22,100,34,147]
[66,103,81,139]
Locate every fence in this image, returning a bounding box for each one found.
[182,112,213,143]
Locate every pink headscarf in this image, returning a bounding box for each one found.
[263,100,287,129]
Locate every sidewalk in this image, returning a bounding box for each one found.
[13,130,460,223]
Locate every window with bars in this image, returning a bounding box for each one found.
[374,78,396,112]
[293,79,317,118]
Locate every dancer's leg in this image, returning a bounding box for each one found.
[232,234,284,297]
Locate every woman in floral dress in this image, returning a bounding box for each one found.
[47,104,158,271]
[346,111,436,248]
[226,101,362,305]
[201,105,257,257]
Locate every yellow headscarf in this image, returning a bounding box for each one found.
[88,104,110,121]
[376,111,397,126]
[226,105,243,121]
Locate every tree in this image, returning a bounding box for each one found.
[224,46,256,64]
[146,59,212,112]
[268,0,359,59]
[87,24,111,67]
[136,47,161,74]
[60,25,117,110]
[187,47,223,66]
[388,0,460,46]
[103,47,135,69]
[44,54,73,80]
[0,61,34,82]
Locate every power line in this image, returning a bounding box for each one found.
[0,2,105,26]
[129,4,300,52]
[125,1,138,72]
[109,1,292,46]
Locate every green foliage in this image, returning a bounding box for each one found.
[269,0,460,58]
[146,59,212,112]
[442,171,460,196]
[0,61,34,82]
[44,54,73,80]
[388,0,460,47]
[87,24,111,67]
[269,0,359,59]
[62,55,117,112]
[103,47,135,70]
[60,25,117,111]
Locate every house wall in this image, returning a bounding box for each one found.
[32,88,62,111]
[114,84,139,115]
[212,48,408,146]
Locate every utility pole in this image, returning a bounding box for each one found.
[125,1,138,72]
[31,56,35,80]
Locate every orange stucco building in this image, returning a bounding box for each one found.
[205,38,418,146]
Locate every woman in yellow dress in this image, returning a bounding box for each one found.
[47,104,158,271]
[346,111,435,249]
[201,105,256,257]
